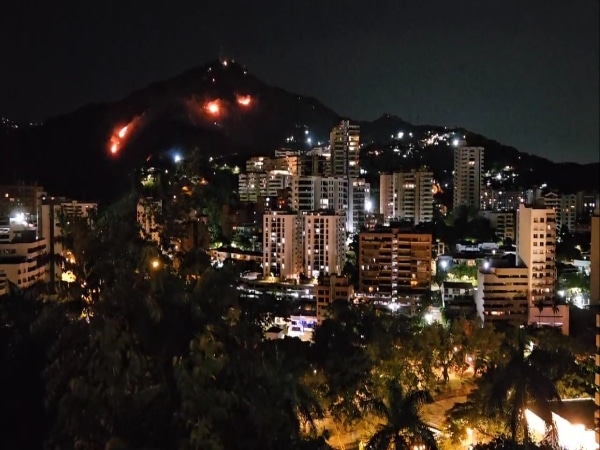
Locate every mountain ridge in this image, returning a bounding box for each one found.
[1,59,597,201]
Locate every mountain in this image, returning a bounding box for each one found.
[1,59,598,202]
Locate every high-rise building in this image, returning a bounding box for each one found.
[543,191,577,232]
[316,274,354,324]
[591,208,600,306]
[290,176,348,212]
[576,191,599,218]
[238,172,292,203]
[358,227,432,304]
[476,260,529,324]
[517,203,568,334]
[329,120,360,178]
[453,146,484,211]
[262,211,302,279]
[480,211,516,242]
[302,210,346,279]
[380,169,434,225]
[137,197,163,244]
[348,178,370,233]
[0,184,45,219]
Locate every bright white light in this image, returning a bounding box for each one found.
[483,261,490,270]
[440,260,448,269]
[397,132,404,139]
[304,129,309,135]
[424,313,433,324]
[365,198,373,213]
[174,154,182,163]
[306,137,312,144]
[452,139,460,147]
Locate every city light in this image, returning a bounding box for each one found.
[173,153,182,163]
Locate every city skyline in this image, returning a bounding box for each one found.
[1,0,598,163]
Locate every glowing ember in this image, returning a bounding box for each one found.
[236,95,252,106]
[206,100,220,115]
[111,143,118,154]
[118,125,128,138]
[108,116,141,156]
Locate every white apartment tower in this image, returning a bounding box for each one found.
[302,210,346,279]
[453,146,484,211]
[380,169,434,225]
[517,203,568,334]
[263,211,302,279]
[329,120,360,178]
[290,176,348,212]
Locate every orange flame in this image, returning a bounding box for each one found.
[205,100,220,115]
[236,95,252,106]
[109,117,140,156]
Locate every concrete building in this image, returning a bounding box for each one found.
[238,171,291,203]
[349,178,370,233]
[576,191,599,218]
[0,184,45,218]
[262,211,302,279]
[591,208,600,306]
[316,274,354,324]
[480,210,516,242]
[476,260,529,324]
[543,191,577,232]
[329,120,360,178]
[290,176,348,213]
[0,216,47,289]
[302,210,346,279]
[380,169,434,225]
[358,227,432,304]
[453,146,484,211]
[517,203,568,334]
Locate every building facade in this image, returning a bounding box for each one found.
[329,120,360,178]
[262,211,302,279]
[302,210,346,279]
[380,169,434,225]
[476,263,529,324]
[315,274,354,324]
[358,227,432,303]
[453,146,484,211]
[517,203,568,334]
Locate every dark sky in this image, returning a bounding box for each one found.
[1,0,598,163]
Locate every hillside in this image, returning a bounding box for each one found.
[0,59,597,201]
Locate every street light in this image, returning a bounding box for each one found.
[151,259,161,270]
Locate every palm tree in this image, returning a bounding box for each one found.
[487,329,561,448]
[366,379,437,450]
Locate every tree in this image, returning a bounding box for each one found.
[366,379,437,450]
[487,329,561,447]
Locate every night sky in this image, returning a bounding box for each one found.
[1,0,598,163]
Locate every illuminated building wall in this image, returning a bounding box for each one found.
[453,146,484,211]
[380,169,434,225]
[262,211,302,279]
[329,120,360,178]
[591,208,600,307]
[517,203,568,334]
[476,264,529,324]
[302,210,346,279]
[358,228,432,302]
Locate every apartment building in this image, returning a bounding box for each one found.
[329,120,360,178]
[476,260,529,324]
[302,210,346,279]
[315,274,354,324]
[517,203,568,334]
[453,146,484,211]
[290,176,348,212]
[262,211,302,279]
[358,227,432,304]
[380,169,434,225]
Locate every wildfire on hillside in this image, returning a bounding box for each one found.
[109,116,141,155]
[236,94,252,106]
